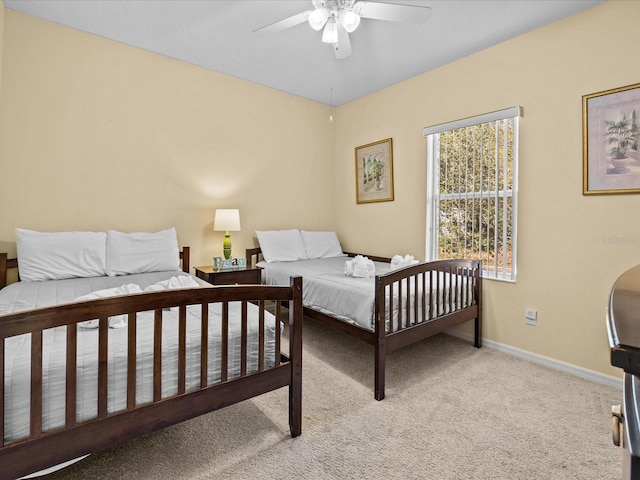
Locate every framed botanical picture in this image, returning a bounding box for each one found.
[355,138,394,204]
[583,82,640,195]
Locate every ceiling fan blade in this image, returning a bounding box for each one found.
[333,23,352,59]
[253,10,312,35]
[353,1,432,24]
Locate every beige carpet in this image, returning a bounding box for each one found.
[47,319,622,480]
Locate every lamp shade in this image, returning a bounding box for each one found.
[213,209,241,232]
[308,7,329,30]
[339,10,360,33]
[322,17,338,44]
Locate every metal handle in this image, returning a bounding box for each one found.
[612,404,623,447]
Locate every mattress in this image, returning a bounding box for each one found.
[0,271,279,444]
[259,257,471,331]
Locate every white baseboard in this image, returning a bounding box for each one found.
[446,331,623,389]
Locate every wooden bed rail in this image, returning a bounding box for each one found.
[0,276,303,480]
[375,259,482,338]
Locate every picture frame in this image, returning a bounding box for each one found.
[355,138,394,204]
[583,82,640,195]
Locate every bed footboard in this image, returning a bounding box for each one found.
[0,276,303,479]
[247,246,482,401]
[373,259,482,399]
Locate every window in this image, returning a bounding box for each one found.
[424,107,521,281]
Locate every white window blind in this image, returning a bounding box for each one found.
[425,106,521,281]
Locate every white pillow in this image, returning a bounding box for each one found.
[301,231,344,259]
[16,229,107,282]
[256,229,308,263]
[106,228,180,276]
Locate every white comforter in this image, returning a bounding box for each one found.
[259,257,471,331]
[260,257,388,329]
[0,271,279,444]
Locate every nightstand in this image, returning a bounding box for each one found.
[194,265,262,285]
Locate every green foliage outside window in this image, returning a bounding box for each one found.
[436,120,515,274]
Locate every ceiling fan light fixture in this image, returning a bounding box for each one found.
[339,10,360,33]
[308,7,330,30]
[322,17,338,44]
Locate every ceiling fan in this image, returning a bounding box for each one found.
[253,0,432,59]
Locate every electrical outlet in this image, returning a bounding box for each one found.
[525,308,537,326]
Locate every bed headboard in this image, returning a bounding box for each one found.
[0,253,18,290]
[180,246,190,275]
[245,247,263,267]
[0,247,191,290]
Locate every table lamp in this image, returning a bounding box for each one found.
[213,209,241,260]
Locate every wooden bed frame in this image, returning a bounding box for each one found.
[0,248,303,480]
[247,247,482,401]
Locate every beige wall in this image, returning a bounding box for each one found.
[333,0,640,379]
[0,1,4,96]
[0,10,334,265]
[1,2,636,380]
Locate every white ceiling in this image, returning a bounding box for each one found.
[4,0,603,106]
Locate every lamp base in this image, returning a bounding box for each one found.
[223,232,232,260]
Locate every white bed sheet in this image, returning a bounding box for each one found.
[259,257,472,331]
[1,271,279,444]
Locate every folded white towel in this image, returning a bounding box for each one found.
[144,275,202,312]
[75,276,201,329]
[390,254,419,270]
[345,255,375,278]
[75,283,143,329]
[344,260,354,276]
